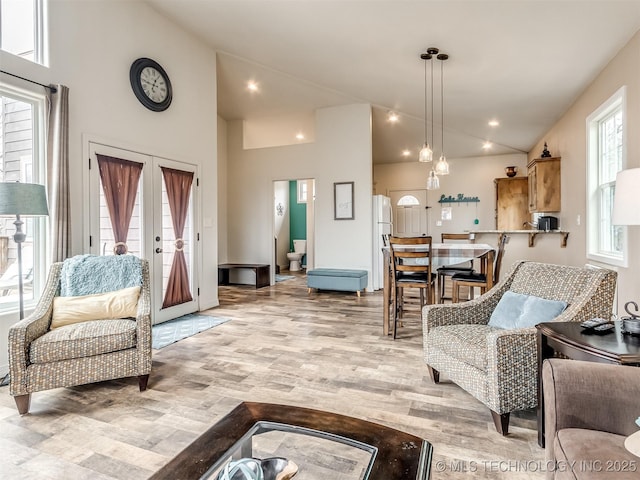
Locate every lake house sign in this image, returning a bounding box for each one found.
[438,193,480,204]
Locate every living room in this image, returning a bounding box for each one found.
[1,1,640,479]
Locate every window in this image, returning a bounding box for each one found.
[0,0,46,64]
[397,195,419,206]
[0,84,47,315]
[586,86,626,267]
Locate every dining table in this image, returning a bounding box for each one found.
[381,242,495,335]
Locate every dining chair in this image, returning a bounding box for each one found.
[451,234,509,303]
[389,236,436,339]
[436,233,476,303]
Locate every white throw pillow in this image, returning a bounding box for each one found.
[51,285,141,329]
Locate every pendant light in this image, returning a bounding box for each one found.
[426,169,440,190]
[435,53,450,175]
[418,49,437,162]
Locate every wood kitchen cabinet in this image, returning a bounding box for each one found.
[495,177,530,230]
[528,157,561,212]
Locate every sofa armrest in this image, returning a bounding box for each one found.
[543,358,640,464]
[135,260,152,372]
[8,263,61,396]
[486,327,538,413]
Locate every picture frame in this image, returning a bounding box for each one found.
[334,181,354,220]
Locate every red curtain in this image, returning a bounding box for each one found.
[161,167,194,309]
[96,155,143,255]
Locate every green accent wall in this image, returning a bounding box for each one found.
[289,181,307,251]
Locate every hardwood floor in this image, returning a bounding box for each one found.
[1,273,544,479]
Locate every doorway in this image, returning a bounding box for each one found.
[87,142,199,324]
[273,179,315,278]
[389,189,429,237]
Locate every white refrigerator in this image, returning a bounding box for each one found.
[372,195,393,290]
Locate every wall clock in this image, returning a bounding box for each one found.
[129,57,173,112]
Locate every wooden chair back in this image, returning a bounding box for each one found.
[441,233,476,243]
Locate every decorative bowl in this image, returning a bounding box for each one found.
[505,166,517,177]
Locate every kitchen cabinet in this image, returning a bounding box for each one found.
[495,177,530,230]
[528,157,561,212]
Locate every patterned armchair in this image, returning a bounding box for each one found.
[8,255,152,414]
[422,261,616,435]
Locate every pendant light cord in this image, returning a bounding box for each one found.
[424,58,428,144]
[430,58,434,153]
[441,59,444,154]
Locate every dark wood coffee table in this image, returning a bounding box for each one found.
[536,321,640,447]
[150,402,433,480]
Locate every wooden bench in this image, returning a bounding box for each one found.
[218,263,270,289]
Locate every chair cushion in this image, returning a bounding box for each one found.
[30,319,137,364]
[553,428,638,480]
[452,271,486,282]
[51,286,141,329]
[426,324,497,370]
[488,291,567,329]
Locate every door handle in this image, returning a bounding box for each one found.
[155,248,163,253]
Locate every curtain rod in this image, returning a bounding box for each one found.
[0,70,57,93]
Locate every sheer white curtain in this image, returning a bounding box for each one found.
[47,84,70,262]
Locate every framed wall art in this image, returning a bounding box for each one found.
[334,181,354,220]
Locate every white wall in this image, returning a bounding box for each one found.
[0,0,220,373]
[273,180,290,270]
[225,104,373,287]
[528,30,640,313]
[218,115,229,265]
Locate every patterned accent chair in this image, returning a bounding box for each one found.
[422,261,617,435]
[8,255,152,414]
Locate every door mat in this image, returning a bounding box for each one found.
[152,313,230,349]
[275,274,295,282]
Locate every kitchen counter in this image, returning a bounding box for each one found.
[470,229,569,248]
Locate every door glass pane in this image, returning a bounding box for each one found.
[160,175,192,301]
[98,177,142,257]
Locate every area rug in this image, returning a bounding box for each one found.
[275,274,295,282]
[152,313,230,349]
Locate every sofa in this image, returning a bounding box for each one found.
[543,359,640,479]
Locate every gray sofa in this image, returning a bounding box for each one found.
[543,359,640,480]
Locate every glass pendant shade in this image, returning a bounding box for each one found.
[419,143,433,162]
[435,154,449,175]
[426,170,440,190]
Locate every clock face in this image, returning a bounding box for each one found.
[130,58,172,112]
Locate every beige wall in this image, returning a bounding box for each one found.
[224,104,374,287]
[529,30,640,313]
[373,153,573,271]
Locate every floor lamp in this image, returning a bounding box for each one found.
[0,182,49,320]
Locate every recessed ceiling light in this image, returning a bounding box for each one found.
[482,141,493,150]
[295,132,305,140]
[388,111,399,123]
[488,120,500,127]
[247,81,259,92]
[401,149,411,156]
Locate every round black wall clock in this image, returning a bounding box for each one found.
[129,57,173,112]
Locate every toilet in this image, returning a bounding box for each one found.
[286,240,306,271]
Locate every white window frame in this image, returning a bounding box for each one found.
[0,82,48,317]
[0,0,48,65]
[586,86,626,267]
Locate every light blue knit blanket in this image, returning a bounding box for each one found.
[60,254,143,297]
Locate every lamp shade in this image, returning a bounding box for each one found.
[612,168,640,226]
[0,182,49,216]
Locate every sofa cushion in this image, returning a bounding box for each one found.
[553,428,638,480]
[30,319,137,364]
[51,286,141,329]
[426,324,498,371]
[488,291,567,329]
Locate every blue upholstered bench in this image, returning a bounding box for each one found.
[307,268,368,297]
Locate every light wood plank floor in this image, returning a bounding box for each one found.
[1,273,545,479]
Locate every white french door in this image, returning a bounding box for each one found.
[389,189,428,237]
[87,142,199,324]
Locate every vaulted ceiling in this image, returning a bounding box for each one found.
[147,0,640,164]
